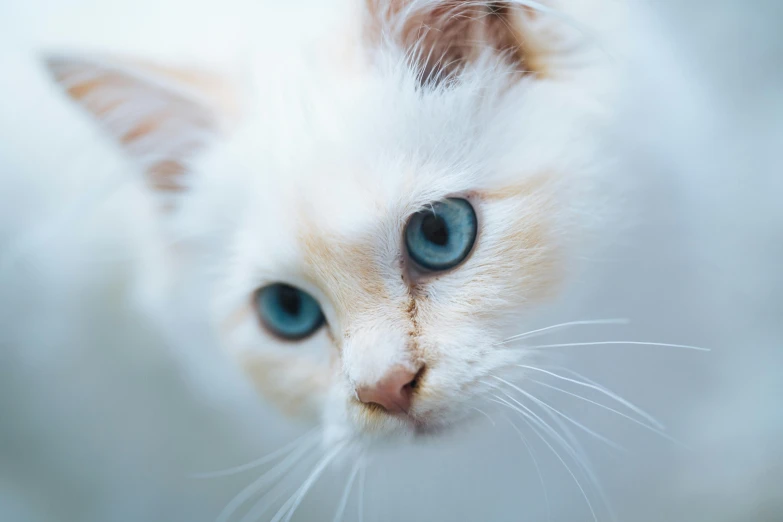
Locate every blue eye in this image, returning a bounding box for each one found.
[254,283,325,340]
[405,198,477,271]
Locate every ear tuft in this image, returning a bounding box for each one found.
[365,0,541,84]
[44,54,230,192]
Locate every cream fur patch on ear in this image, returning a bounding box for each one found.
[364,0,548,82]
[44,54,234,192]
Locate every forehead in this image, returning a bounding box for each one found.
[227,74,501,242]
[233,146,474,277]
[207,52,545,294]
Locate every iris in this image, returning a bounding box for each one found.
[405,198,477,271]
[255,283,324,340]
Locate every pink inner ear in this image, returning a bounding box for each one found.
[45,55,224,192]
[365,0,538,83]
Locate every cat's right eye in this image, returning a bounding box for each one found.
[254,283,325,341]
[404,198,477,272]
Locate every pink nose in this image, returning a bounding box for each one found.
[356,365,422,414]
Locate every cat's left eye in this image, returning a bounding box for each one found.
[254,283,325,341]
[405,198,477,271]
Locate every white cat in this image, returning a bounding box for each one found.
[40,0,624,452]
[2,1,780,522]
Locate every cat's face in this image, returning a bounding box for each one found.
[47,0,613,446]
[211,143,559,445]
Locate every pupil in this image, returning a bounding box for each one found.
[278,287,302,316]
[422,214,449,246]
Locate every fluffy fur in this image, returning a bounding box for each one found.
[43,0,623,448]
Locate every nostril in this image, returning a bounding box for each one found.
[404,365,426,393]
[356,364,424,414]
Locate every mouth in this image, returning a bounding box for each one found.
[389,407,475,440]
[412,420,448,438]
[350,390,488,442]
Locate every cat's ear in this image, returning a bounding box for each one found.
[44,54,237,192]
[363,0,542,84]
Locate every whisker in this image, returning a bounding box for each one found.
[237,451,322,522]
[358,459,367,522]
[485,383,584,457]
[530,379,683,446]
[501,413,550,521]
[488,392,590,482]
[215,435,319,522]
[527,418,597,522]
[495,318,629,346]
[471,406,497,426]
[261,475,307,522]
[537,399,616,522]
[491,376,625,451]
[270,442,348,522]
[493,395,597,522]
[191,429,318,479]
[489,383,618,520]
[529,341,710,352]
[517,365,664,430]
[332,455,363,522]
[499,381,616,522]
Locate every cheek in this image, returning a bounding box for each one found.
[216,297,333,419]
[465,188,562,315]
[421,211,559,327]
[406,319,510,409]
[239,351,331,418]
[496,203,561,302]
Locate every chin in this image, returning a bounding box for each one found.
[324,400,480,450]
[411,420,453,440]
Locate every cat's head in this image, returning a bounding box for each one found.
[46,0,614,446]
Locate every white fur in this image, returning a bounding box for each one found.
[119,0,626,447]
[3,0,624,447]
